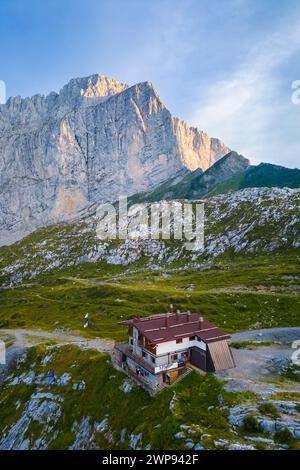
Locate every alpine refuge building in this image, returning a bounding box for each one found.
[114,306,235,391]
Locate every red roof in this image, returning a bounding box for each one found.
[121,312,230,345]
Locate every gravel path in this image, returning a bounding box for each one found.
[0,328,115,385]
[218,327,300,396]
[0,328,114,352]
[231,327,300,343]
[1,326,300,396]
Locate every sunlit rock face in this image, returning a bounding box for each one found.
[172,118,229,171]
[0,74,229,245]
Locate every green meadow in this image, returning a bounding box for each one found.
[0,252,299,340]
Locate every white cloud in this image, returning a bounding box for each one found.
[190,11,300,167]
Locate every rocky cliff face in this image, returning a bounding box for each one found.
[201,151,250,182]
[129,151,250,202]
[0,74,229,245]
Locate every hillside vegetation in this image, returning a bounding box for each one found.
[131,158,300,202]
[0,253,299,340]
[0,344,270,450]
[0,187,299,338]
[0,186,299,450]
[0,187,299,288]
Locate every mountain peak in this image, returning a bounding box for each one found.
[0,73,230,245]
[209,151,250,172]
[58,73,128,105]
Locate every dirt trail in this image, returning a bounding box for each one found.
[1,326,300,396]
[218,327,300,397]
[2,325,298,350]
[231,326,300,343]
[0,328,115,385]
[0,328,114,352]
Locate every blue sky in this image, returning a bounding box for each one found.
[0,0,299,167]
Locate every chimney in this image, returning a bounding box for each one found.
[176,309,180,321]
[187,310,191,322]
[199,316,204,329]
[169,304,174,314]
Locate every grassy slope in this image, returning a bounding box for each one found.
[241,164,300,189]
[0,344,259,450]
[130,163,300,203]
[0,189,299,450]
[207,164,300,197]
[0,252,299,340]
[1,187,299,289]
[130,169,205,203]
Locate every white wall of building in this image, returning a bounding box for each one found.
[156,337,206,356]
[129,327,207,369]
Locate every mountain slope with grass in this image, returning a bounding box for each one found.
[131,151,249,202]
[0,339,299,450]
[0,185,299,450]
[0,186,298,289]
[0,344,264,450]
[131,155,300,203]
[0,186,299,337]
[208,163,300,197]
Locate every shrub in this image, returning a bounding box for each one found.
[283,365,300,383]
[258,402,280,419]
[274,427,296,445]
[243,415,261,433]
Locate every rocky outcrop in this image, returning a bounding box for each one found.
[1,187,299,288]
[135,150,250,201]
[0,74,229,246]
[0,392,64,450]
[228,404,300,441]
[200,151,250,184]
[172,118,229,171]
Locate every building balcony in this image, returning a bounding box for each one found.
[115,343,178,375]
[154,361,179,374]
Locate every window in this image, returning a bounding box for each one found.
[172,354,178,360]
[189,335,195,341]
[151,356,155,364]
[142,351,147,358]
[176,338,183,344]
[130,339,133,345]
